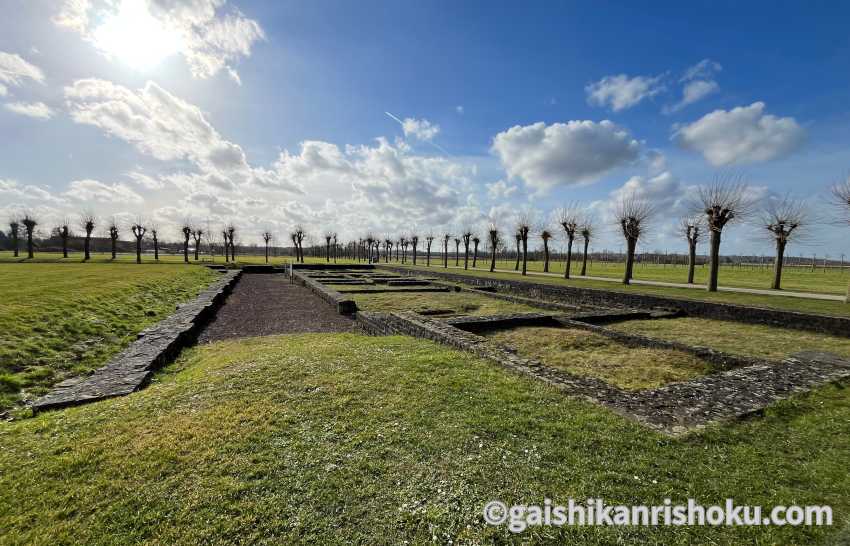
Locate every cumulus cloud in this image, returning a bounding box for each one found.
[491,120,640,192]
[0,51,45,89]
[65,179,144,204]
[401,117,440,141]
[664,59,722,114]
[4,101,54,120]
[674,102,806,166]
[486,179,518,200]
[53,0,264,80]
[586,74,665,111]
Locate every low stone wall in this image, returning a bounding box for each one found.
[33,270,242,412]
[291,270,356,314]
[380,266,850,337]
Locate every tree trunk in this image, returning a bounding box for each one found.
[687,240,697,284]
[564,235,574,279]
[194,243,199,261]
[521,237,528,276]
[111,238,117,260]
[26,232,34,259]
[443,242,448,268]
[136,237,142,264]
[265,244,269,263]
[413,243,418,265]
[472,242,478,268]
[580,237,589,276]
[455,243,459,266]
[184,238,189,263]
[514,239,520,271]
[707,229,722,292]
[463,241,470,270]
[11,233,18,257]
[154,237,159,260]
[542,239,550,272]
[623,237,637,284]
[426,243,431,266]
[772,239,786,290]
[84,234,91,261]
[490,245,497,272]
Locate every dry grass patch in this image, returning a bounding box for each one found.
[484,326,714,390]
[350,291,541,316]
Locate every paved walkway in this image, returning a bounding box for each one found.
[428,265,845,302]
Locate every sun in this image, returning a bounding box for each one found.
[92,0,183,70]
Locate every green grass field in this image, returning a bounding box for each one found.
[0,263,217,411]
[1,334,847,544]
[392,263,850,317]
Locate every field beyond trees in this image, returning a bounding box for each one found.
[0,263,216,412]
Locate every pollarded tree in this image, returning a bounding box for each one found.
[615,193,654,285]
[182,223,192,263]
[761,196,809,290]
[697,180,751,292]
[263,231,273,263]
[324,232,333,262]
[471,235,480,268]
[131,220,146,264]
[540,227,553,273]
[579,218,594,276]
[57,219,70,258]
[365,233,375,263]
[22,214,37,259]
[108,218,119,260]
[192,227,204,260]
[150,224,160,260]
[516,214,531,276]
[425,233,434,266]
[679,217,703,284]
[80,213,95,261]
[557,205,580,279]
[513,230,521,271]
[8,217,20,257]
[461,228,473,270]
[831,176,850,302]
[443,232,451,268]
[384,237,392,263]
[332,233,338,263]
[411,234,419,265]
[227,224,238,262]
[488,224,500,273]
[453,237,461,266]
[399,235,407,264]
[293,225,304,263]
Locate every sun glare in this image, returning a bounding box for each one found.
[92,0,183,70]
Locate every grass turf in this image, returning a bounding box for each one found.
[610,317,850,361]
[389,264,850,317]
[0,263,217,411]
[484,326,714,389]
[0,333,847,544]
[349,290,542,316]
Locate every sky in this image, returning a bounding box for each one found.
[2,0,850,256]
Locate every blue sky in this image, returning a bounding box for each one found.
[2,0,850,256]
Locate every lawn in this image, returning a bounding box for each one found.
[610,317,850,361]
[350,290,542,316]
[0,263,217,411]
[483,326,714,389]
[389,264,850,317]
[0,334,847,544]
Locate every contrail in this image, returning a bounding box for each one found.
[384,111,453,157]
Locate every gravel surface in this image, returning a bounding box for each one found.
[198,274,357,342]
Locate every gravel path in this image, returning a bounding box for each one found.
[198,274,357,342]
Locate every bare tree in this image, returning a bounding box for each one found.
[150,224,160,261]
[443,232,451,268]
[228,224,238,262]
[516,214,532,276]
[366,233,375,263]
[514,230,521,271]
[131,219,146,264]
[411,233,419,265]
[761,196,809,290]
[425,233,434,266]
[324,232,333,262]
[22,214,37,259]
[488,224,500,272]
[453,237,461,266]
[192,227,204,261]
[57,218,71,258]
[384,237,392,263]
[182,223,192,263]
[332,233,338,263]
[461,228,473,270]
[80,213,95,261]
[203,226,217,262]
[540,227,553,273]
[697,179,751,291]
[399,235,407,264]
[472,235,480,268]
[679,217,703,284]
[557,205,580,279]
[579,218,594,276]
[263,231,273,263]
[831,176,850,302]
[108,218,119,260]
[615,194,654,285]
[8,217,20,258]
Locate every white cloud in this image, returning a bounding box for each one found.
[54,0,264,80]
[674,102,806,166]
[65,179,144,204]
[491,120,640,192]
[0,51,45,89]
[455,105,464,114]
[586,74,665,111]
[401,117,440,141]
[664,59,722,113]
[0,84,6,97]
[4,101,54,120]
[486,179,518,200]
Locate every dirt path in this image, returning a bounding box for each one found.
[198,274,357,342]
